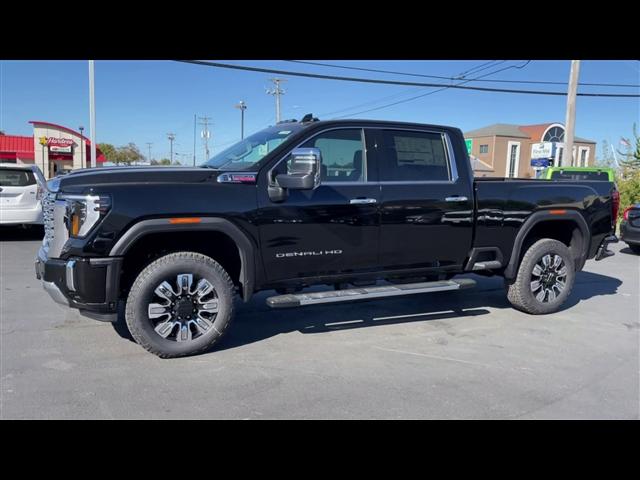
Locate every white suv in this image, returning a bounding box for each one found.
[0,163,46,227]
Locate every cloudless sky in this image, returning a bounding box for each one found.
[1,60,638,164]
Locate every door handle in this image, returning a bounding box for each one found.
[350,198,377,204]
[445,196,468,202]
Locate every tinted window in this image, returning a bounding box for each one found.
[288,128,366,182]
[0,168,36,187]
[377,130,450,182]
[550,171,609,181]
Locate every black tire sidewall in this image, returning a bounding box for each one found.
[516,239,575,314]
[126,253,234,357]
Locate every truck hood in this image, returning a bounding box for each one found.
[51,166,224,191]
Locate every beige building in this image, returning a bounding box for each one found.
[464,123,596,178]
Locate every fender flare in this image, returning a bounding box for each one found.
[109,217,256,300]
[504,210,590,279]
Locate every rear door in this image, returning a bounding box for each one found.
[0,167,39,210]
[371,128,474,272]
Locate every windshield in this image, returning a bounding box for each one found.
[202,124,303,170]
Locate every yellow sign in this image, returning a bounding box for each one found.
[38,136,48,146]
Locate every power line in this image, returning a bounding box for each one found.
[334,61,533,118]
[286,60,640,88]
[175,60,639,97]
[322,61,521,118]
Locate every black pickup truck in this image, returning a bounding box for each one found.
[35,117,619,357]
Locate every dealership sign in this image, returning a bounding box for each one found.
[47,137,74,154]
[531,158,551,168]
[531,142,555,159]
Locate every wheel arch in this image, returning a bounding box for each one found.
[109,217,257,301]
[504,210,590,280]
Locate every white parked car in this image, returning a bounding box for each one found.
[0,163,46,227]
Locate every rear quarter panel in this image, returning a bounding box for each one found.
[474,179,615,265]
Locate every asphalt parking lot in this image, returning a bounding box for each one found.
[1,227,638,419]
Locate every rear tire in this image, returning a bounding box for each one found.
[125,251,235,358]
[505,239,575,315]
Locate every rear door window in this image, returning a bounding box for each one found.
[0,168,36,187]
[377,130,451,182]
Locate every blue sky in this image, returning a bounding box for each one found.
[1,60,638,164]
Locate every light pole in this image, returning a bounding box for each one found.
[39,136,47,178]
[235,101,247,139]
[78,126,84,169]
[88,60,97,168]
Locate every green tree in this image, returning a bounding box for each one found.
[618,123,640,174]
[158,158,172,166]
[97,143,117,163]
[116,143,144,165]
[617,170,640,221]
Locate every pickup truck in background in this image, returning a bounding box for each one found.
[35,117,620,357]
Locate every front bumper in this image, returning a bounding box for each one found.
[620,220,640,245]
[35,247,122,322]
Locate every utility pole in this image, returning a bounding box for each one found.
[198,116,212,160]
[266,78,286,123]
[146,142,153,163]
[562,60,581,167]
[193,114,197,166]
[235,101,247,139]
[167,133,175,165]
[88,60,97,168]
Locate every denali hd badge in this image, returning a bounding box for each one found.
[276,250,343,258]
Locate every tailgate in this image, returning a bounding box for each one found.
[0,168,39,209]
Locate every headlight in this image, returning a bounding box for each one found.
[60,194,111,238]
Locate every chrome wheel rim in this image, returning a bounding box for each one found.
[147,274,219,342]
[530,254,568,303]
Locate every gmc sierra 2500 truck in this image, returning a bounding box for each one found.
[35,117,620,358]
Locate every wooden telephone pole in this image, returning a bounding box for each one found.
[562,60,581,167]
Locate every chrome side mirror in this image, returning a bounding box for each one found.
[276,148,321,190]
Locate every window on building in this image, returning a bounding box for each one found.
[543,126,565,143]
[479,144,489,154]
[580,148,588,167]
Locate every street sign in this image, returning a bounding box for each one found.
[465,139,472,154]
[531,158,551,168]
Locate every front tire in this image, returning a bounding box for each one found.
[505,239,575,315]
[125,252,235,358]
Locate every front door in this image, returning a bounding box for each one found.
[257,128,380,283]
[371,128,474,273]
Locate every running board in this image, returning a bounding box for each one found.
[266,278,476,309]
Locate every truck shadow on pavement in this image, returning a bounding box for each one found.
[619,246,640,256]
[0,226,44,241]
[111,270,623,353]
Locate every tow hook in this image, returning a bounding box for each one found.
[595,235,618,261]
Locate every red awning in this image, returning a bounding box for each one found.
[0,135,35,160]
